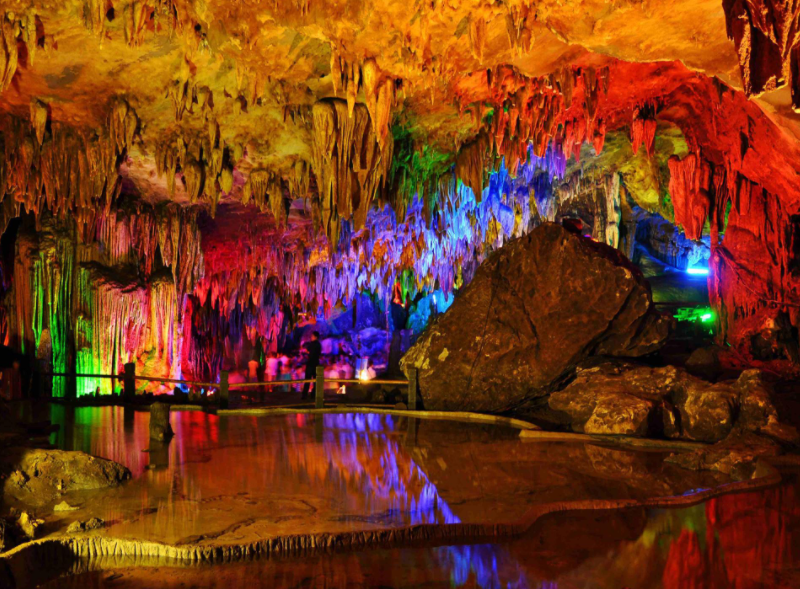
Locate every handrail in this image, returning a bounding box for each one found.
[42,373,408,388]
[653,301,709,307]
[37,365,419,410]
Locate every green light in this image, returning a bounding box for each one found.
[673,306,715,334]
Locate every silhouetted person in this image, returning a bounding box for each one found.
[301,331,322,400]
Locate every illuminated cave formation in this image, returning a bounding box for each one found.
[0,1,799,396]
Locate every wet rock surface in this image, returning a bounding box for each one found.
[402,224,669,413]
[1,449,131,507]
[665,432,783,480]
[549,361,800,444]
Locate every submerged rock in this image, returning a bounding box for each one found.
[1,449,131,507]
[401,223,669,412]
[665,432,782,480]
[550,361,799,445]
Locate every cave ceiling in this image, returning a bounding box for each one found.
[3,1,800,369]
[1,0,792,214]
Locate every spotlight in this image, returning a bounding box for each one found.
[687,267,709,276]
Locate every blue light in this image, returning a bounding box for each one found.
[687,267,709,276]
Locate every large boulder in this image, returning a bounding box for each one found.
[401,223,669,412]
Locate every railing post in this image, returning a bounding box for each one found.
[408,368,418,410]
[315,366,325,409]
[37,359,48,399]
[123,363,136,399]
[220,371,229,409]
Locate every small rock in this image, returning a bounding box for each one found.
[17,511,43,540]
[685,346,722,380]
[53,500,79,512]
[67,517,104,534]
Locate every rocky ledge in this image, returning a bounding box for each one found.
[549,361,799,478]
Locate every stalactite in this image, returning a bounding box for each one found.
[722,0,800,109]
[455,133,490,201]
[631,102,657,157]
[0,106,136,224]
[468,15,486,62]
[311,99,393,240]
[83,0,106,36]
[668,153,712,240]
[2,10,49,92]
[30,99,48,146]
[1,13,20,93]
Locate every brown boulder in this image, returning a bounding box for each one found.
[670,380,738,442]
[685,345,722,380]
[401,224,669,413]
[549,363,679,437]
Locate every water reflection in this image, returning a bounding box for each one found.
[38,406,460,533]
[40,477,800,589]
[14,403,782,589]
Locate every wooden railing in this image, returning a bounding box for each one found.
[40,364,419,410]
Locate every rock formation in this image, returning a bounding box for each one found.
[549,362,796,442]
[0,1,797,387]
[401,223,669,413]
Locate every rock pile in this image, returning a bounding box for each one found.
[549,362,796,443]
[549,361,799,479]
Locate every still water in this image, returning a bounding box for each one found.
[11,403,796,588]
[37,477,800,588]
